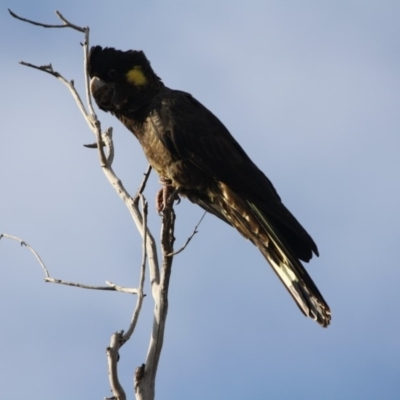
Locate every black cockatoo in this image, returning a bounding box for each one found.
[88,46,331,327]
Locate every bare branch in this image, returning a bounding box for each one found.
[55,10,86,32]
[45,277,117,291]
[107,332,126,400]
[10,8,94,131]
[9,10,190,399]
[1,233,141,294]
[45,278,140,294]
[80,25,98,120]
[167,211,206,256]
[18,62,59,76]
[20,61,92,129]
[8,8,68,29]
[1,233,50,278]
[8,9,86,32]
[135,204,176,399]
[121,195,148,343]
[106,281,141,295]
[135,165,153,199]
[103,127,115,165]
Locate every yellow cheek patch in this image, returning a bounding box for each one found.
[126,66,148,86]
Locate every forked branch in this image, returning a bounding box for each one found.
[8,9,176,400]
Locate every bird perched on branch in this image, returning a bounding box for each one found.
[88,46,331,327]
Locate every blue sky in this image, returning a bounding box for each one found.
[1,1,400,399]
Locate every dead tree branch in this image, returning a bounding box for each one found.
[0,234,139,294]
[8,9,85,31]
[8,9,205,400]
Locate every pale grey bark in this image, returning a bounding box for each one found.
[5,9,198,400]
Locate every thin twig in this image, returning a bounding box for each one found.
[55,10,86,32]
[1,233,50,278]
[1,233,140,294]
[167,211,206,256]
[106,281,141,295]
[46,277,138,293]
[19,61,91,129]
[136,165,153,198]
[121,195,148,343]
[19,62,58,76]
[10,7,94,131]
[8,9,86,32]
